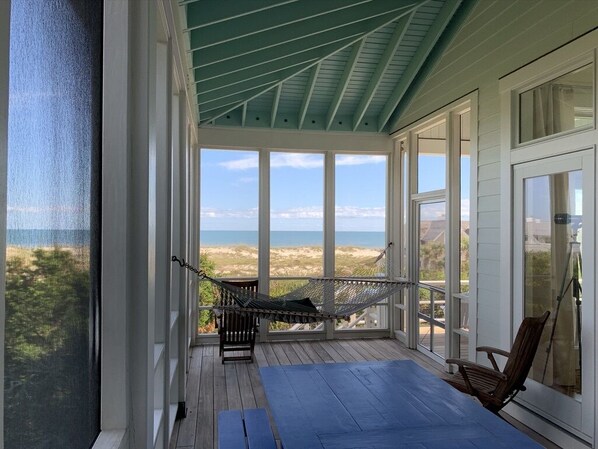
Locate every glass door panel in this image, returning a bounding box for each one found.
[417,201,446,358]
[514,151,594,439]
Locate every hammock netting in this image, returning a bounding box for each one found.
[173,256,412,324]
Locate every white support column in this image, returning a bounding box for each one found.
[258,150,270,340]
[129,0,157,446]
[0,2,11,447]
[99,0,130,441]
[324,151,335,339]
[177,90,188,409]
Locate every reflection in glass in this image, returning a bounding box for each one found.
[524,170,582,398]
[520,64,593,143]
[5,0,102,447]
[417,121,446,192]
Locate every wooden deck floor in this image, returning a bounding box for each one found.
[169,338,559,449]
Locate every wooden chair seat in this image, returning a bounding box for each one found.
[445,311,550,413]
[218,279,259,364]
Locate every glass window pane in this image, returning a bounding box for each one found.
[200,149,259,279]
[524,170,582,398]
[199,149,258,334]
[460,111,471,293]
[334,154,387,278]
[417,121,446,192]
[270,152,323,278]
[520,63,594,143]
[5,0,102,446]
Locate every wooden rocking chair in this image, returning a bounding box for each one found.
[445,310,550,413]
[217,279,259,364]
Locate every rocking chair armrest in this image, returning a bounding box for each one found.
[476,346,510,358]
[476,346,510,371]
[446,358,507,382]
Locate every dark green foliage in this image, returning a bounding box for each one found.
[4,248,91,449]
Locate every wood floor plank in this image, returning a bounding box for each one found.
[298,341,324,363]
[239,366,258,411]
[280,342,302,365]
[311,341,335,363]
[270,343,291,365]
[176,346,203,447]
[195,355,214,449]
[337,340,368,361]
[319,341,346,363]
[261,343,280,366]
[225,363,243,410]
[288,341,313,364]
[328,340,355,362]
[254,343,269,368]
[213,354,228,449]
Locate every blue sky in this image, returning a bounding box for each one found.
[200,149,470,232]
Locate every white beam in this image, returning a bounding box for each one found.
[298,63,321,129]
[271,84,282,128]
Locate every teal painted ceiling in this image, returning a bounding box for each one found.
[179,0,467,133]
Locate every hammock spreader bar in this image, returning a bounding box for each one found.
[172,256,412,324]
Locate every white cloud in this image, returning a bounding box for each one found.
[219,156,259,171]
[335,206,385,218]
[219,153,387,171]
[460,198,470,220]
[270,153,323,169]
[335,155,386,166]
[201,207,258,219]
[271,206,323,219]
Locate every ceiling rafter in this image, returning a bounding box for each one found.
[192,31,359,81]
[271,84,283,128]
[197,58,319,94]
[241,103,247,127]
[351,12,415,131]
[190,0,421,68]
[192,0,370,50]
[325,39,366,130]
[184,0,298,31]
[377,0,464,131]
[299,63,321,129]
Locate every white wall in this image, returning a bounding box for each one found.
[392,0,598,351]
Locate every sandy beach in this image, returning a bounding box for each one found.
[201,245,384,277]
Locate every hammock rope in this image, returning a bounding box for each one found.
[172,256,412,324]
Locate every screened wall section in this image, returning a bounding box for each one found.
[394,98,474,361]
[4,0,103,447]
[197,149,390,339]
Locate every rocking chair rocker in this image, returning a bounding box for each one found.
[445,311,550,414]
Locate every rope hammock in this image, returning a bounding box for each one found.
[172,256,412,324]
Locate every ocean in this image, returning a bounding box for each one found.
[7,229,91,247]
[5,229,387,249]
[200,230,385,248]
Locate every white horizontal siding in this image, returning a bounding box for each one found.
[393,0,598,354]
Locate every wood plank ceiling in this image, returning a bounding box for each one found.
[178,0,467,133]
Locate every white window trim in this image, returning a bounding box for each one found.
[499,29,598,449]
